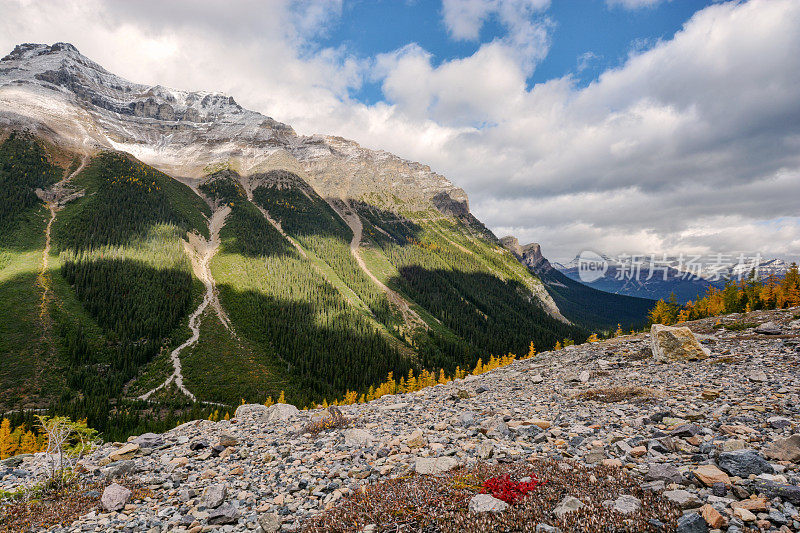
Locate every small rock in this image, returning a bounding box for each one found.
[701,504,726,529]
[677,512,709,533]
[693,464,731,487]
[202,483,227,509]
[132,433,164,448]
[258,512,281,532]
[553,495,585,518]
[101,483,131,512]
[343,428,373,447]
[612,495,641,514]
[107,442,139,462]
[664,489,701,509]
[766,434,800,463]
[469,493,509,514]
[218,434,238,447]
[718,449,774,477]
[207,503,239,525]
[414,457,458,475]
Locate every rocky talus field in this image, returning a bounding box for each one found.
[3,307,800,532]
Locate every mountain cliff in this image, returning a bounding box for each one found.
[500,237,654,331]
[0,43,593,437]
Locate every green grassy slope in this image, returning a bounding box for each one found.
[200,172,412,405]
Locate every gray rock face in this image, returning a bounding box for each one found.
[553,495,585,518]
[717,449,774,477]
[469,493,509,514]
[202,483,227,509]
[101,483,131,511]
[651,324,709,362]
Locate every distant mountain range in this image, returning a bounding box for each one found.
[499,238,655,330]
[553,253,793,303]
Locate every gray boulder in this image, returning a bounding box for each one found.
[646,463,683,485]
[208,503,239,525]
[676,512,708,533]
[234,403,268,419]
[101,483,132,511]
[265,403,300,422]
[612,495,641,514]
[754,321,781,335]
[202,483,227,509]
[651,324,709,362]
[132,432,164,448]
[718,449,774,477]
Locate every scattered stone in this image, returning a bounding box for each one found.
[207,503,239,525]
[343,428,373,447]
[693,464,731,487]
[132,432,163,448]
[552,495,585,518]
[664,489,701,509]
[107,442,139,462]
[701,504,726,529]
[469,493,509,514]
[218,434,238,447]
[414,457,458,475]
[612,495,641,514]
[201,483,227,509]
[766,434,800,462]
[101,483,131,512]
[677,512,708,533]
[258,512,281,533]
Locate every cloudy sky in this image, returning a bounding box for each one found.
[2,0,799,262]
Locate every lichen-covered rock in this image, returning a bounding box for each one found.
[651,324,709,362]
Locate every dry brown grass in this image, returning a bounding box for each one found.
[0,477,152,532]
[572,386,657,403]
[302,460,686,533]
[302,406,351,435]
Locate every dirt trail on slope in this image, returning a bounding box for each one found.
[328,200,428,332]
[138,206,231,402]
[36,155,88,319]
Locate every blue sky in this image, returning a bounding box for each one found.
[319,0,717,104]
[2,0,799,262]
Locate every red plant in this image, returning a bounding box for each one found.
[481,473,543,504]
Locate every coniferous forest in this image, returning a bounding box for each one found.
[0,135,615,442]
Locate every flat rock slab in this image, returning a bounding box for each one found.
[651,324,709,362]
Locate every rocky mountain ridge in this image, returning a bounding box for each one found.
[0,42,468,214]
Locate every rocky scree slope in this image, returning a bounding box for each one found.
[4,307,799,532]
